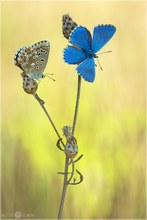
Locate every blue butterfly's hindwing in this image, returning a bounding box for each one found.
[69,26,92,51]
[64,45,86,64]
[92,25,116,53]
[76,58,95,82]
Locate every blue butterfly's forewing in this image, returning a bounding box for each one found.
[69,26,92,51]
[64,45,86,64]
[76,58,95,82]
[92,25,116,53]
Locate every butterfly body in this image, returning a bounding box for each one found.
[64,25,116,82]
[29,73,45,80]
[14,40,50,81]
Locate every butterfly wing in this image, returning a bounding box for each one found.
[69,26,92,51]
[64,45,86,64]
[14,47,27,71]
[76,58,95,82]
[32,41,50,75]
[14,40,50,76]
[92,25,116,53]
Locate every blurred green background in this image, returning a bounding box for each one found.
[1,1,146,219]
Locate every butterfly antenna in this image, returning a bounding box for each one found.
[45,73,56,81]
[96,50,112,71]
[98,50,112,55]
[96,57,103,71]
[46,75,56,81]
[45,73,54,75]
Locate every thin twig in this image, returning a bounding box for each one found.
[57,172,72,175]
[72,75,81,135]
[34,93,65,148]
[56,138,64,151]
[34,92,70,219]
[57,156,69,219]
[67,159,75,184]
[74,154,83,164]
[68,169,84,185]
[57,75,82,219]
[68,154,83,166]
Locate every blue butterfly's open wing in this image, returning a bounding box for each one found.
[76,58,95,82]
[69,26,92,51]
[92,25,116,53]
[64,45,86,64]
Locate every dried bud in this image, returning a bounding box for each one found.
[62,125,78,158]
[21,72,38,94]
[62,14,77,39]
[64,136,78,158]
[62,126,72,140]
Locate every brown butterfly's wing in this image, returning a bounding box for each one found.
[14,40,50,76]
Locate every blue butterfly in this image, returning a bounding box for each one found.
[64,25,116,82]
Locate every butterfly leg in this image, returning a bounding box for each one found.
[96,57,103,71]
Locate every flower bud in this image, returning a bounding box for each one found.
[64,136,78,158]
[62,14,77,39]
[21,72,38,94]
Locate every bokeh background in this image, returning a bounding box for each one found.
[1,0,146,219]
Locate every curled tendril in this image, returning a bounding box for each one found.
[56,138,64,151]
[70,154,83,165]
[68,169,83,185]
[56,126,83,186]
[67,157,83,185]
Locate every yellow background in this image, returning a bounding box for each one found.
[1,0,146,219]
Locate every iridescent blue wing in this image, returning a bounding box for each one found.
[92,25,116,53]
[64,45,86,64]
[69,26,92,51]
[76,58,95,82]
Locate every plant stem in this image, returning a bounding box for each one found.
[67,159,75,184]
[34,93,65,147]
[57,156,69,219]
[72,75,81,135]
[57,75,82,219]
